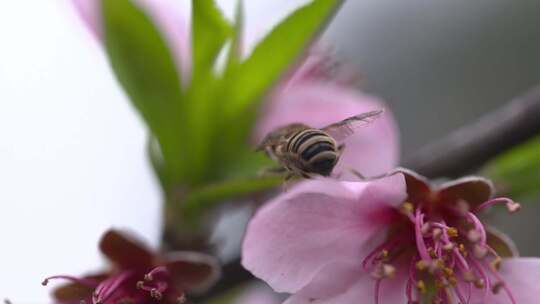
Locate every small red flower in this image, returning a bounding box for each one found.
[42,229,220,304]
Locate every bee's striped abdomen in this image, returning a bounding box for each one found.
[286,128,338,176]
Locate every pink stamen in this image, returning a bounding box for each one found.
[41,275,99,287]
[488,265,517,304]
[475,198,520,213]
[373,279,381,304]
[144,266,168,281]
[362,236,401,271]
[93,271,134,304]
[414,209,431,261]
[466,212,487,245]
[469,258,491,301]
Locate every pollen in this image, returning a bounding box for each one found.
[447,227,458,238]
[416,280,426,294]
[401,202,414,214]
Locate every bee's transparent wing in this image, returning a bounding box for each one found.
[321,109,384,142]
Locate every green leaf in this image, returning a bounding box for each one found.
[226,0,343,116]
[483,135,540,202]
[192,0,232,78]
[102,0,187,181]
[224,0,244,75]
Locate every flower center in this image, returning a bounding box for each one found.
[43,266,186,304]
[362,198,520,304]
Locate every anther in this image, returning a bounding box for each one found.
[462,271,476,282]
[401,202,414,214]
[474,279,485,289]
[473,245,488,259]
[416,280,426,294]
[448,276,458,286]
[507,201,521,213]
[421,222,431,235]
[136,281,145,289]
[416,260,427,271]
[467,230,481,243]
[491,257,502,271]
[370,263,396,279]
[144,273,153,281]
[447,227,458,238]
[492,281,505,294]
[176,294,187,304]
[443,267,454,277]
[432,228,442,240]
[443,243,454,252]
[459,244,468,257]
[41,279,49,286]
[150,288,163,300]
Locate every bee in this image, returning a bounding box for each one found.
[257,109,383,180]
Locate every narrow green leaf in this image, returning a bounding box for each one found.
[102,0,187,180]
[192,0,232,77]
[224,0,244,75]
[227,0,342,116]
[483,135,540,202]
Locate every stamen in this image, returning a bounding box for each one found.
[473,245,488,259]
[488,263,517,304]
[415,280,426,294]
[93,271,133,304]
[144,266,168,282]
[176,294,187,304]
[374,280,382,304]
[41,275,99,287]
[414,209,431,261]
[475,198,521,213]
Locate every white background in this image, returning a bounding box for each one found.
[0,0,310,301]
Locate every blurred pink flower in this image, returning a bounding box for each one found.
[242,170,540,303]
[71,1,399,177]
[42,229,220,304]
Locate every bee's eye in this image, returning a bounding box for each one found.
[311,158,336,176]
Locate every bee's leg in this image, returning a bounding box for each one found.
[258,166,287,177]
[281,173,296,192]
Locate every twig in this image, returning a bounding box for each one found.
[403,85,540,178]
[193,85,540,301]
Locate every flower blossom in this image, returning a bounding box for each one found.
[71,0,399,177]
[42,229,220,304]
[242,170,540,303]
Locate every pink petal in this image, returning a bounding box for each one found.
[283,269,407,304]
[99,229,155,269]
[437,176,494,209]
[393,167,432,202]
[241,174,406,296]
[477,258,540,304]
[163,251,221,294]
[486,225,519,258]
[255,82,399,177]
[71,0,191,81]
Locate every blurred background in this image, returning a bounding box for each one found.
[1,0,539,301]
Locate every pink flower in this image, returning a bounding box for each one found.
[71,1,399,176]
[242,170,540,303]
[42,229,220,304]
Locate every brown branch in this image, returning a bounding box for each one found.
[403,85,540,178]
[194,85,540,301]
